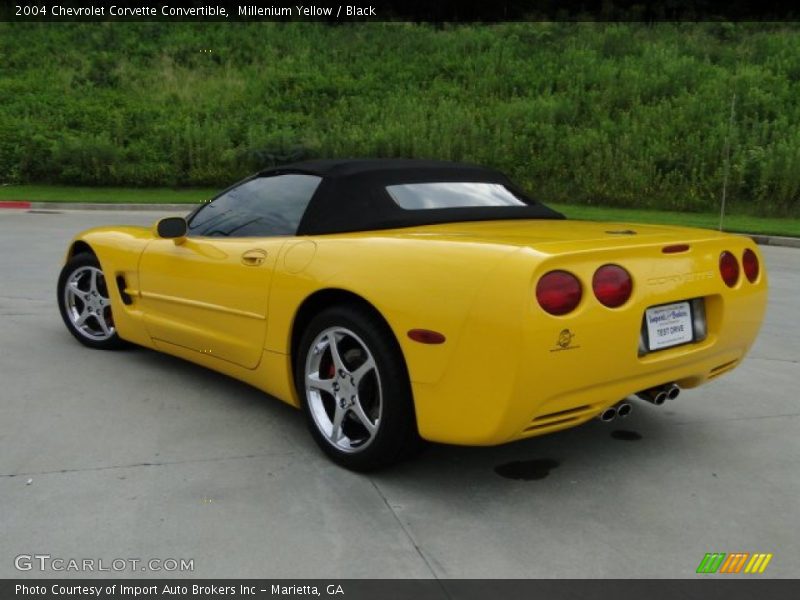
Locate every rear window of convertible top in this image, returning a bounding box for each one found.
[385,182,529,210]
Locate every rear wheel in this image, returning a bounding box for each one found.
[296,305,419,471]
[57,253,126,350]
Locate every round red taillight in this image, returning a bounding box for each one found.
[592,264,633,308]
[742,248,759,283]
[536,270,582,315]
[719,251,740,287]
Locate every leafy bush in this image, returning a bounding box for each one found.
[0,22,798,215]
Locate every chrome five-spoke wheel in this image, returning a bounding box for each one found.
[305,326,382,453]
[296,305,420,471]
[57,253,126,350]
[63,265,115,341]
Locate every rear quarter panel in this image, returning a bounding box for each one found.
[265,234,524,385]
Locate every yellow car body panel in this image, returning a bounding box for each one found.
[138,236,287,369]
[65,218,767,446]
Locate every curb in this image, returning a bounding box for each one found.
[15,201,192,212]
[746,234,800,249]
[2,200,798,248]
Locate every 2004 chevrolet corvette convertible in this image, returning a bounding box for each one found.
[57,159,768,470]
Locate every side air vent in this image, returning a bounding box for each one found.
[524,404,594,432]
[708,359,739,380]
[116,275,133,305]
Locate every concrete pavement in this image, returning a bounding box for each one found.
[0,209,797,579]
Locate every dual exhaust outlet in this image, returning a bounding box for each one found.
[596,383,680,422]
[636,383,680,406]
[596,401,633,423]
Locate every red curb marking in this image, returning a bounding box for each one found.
[0,201,32,209]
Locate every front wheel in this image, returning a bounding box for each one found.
[57,253,126,350]
[296,305,420,471]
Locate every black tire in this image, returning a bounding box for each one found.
[57,253,127,350]
[295,304,421,471]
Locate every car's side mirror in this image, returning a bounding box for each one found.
[155,217,187,242]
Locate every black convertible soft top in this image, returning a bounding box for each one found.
[258,159,565,235]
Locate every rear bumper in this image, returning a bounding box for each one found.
[413,344,749,445]
[411,242,768,446]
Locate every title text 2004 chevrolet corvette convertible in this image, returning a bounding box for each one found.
[57,159,767,470]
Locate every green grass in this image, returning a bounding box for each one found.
[1,184,796,237]
[551,203,800,238]
[0,185,218,204]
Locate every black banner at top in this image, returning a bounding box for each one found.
[2,0,799,22]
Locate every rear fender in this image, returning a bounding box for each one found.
[265,237,521,385]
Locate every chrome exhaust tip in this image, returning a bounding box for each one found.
[596,407,617,422]
[666,384,680,400]
[637,388,667,406]
[616,402,633,418]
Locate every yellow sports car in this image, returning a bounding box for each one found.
[57,159,768,470]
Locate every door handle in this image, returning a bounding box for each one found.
[241,249,267,266]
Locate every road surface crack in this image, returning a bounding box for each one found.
[748,356,799,364]
[673,412,800,426]
[369,478,450,591]
[0,451,295,479]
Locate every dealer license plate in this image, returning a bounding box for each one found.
[644,301,694,351]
